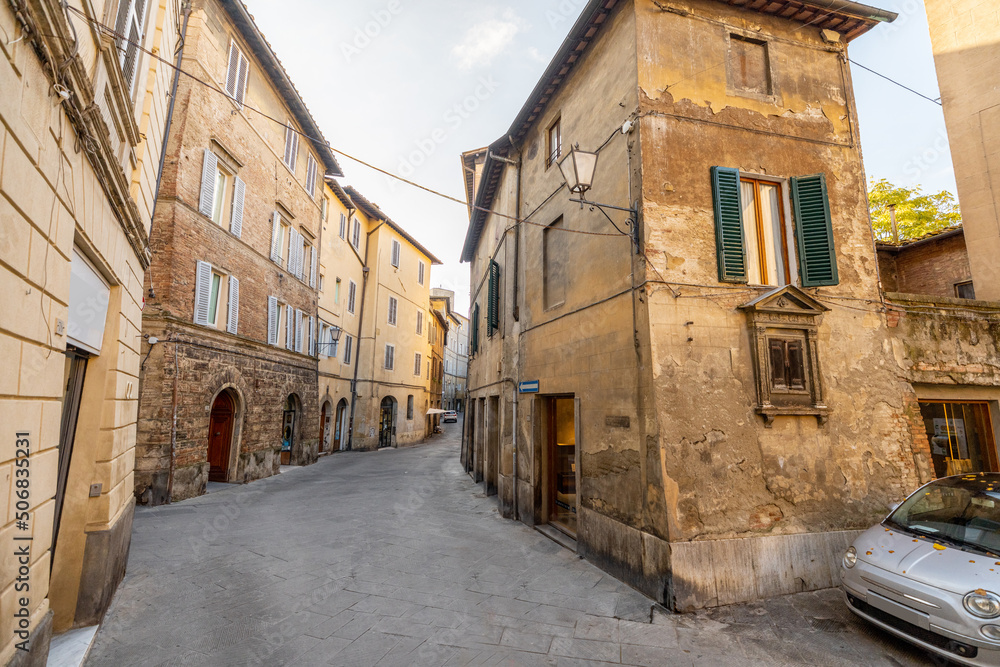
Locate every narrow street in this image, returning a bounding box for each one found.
[86,420,935,666]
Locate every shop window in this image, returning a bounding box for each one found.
[919,402,998,477]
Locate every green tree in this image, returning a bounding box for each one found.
[868,178,962,243]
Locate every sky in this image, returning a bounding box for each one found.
[241,0,955,316]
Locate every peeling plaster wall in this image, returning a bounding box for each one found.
[633,0,924,608]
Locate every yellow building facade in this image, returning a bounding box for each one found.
[1,0,181,660]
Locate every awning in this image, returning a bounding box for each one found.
[426,409,447,415]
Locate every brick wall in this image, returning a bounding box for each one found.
[880,232,973,300]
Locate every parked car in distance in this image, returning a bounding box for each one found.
[842,473,1000,666]
[443,411,458,423]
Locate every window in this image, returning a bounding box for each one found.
[956,281,976,300]
[347,280,357,314]
[546,117,561,167]
[198,150,245,238]
[739,177,790,287]
[416,310,423,335]
[328,327,339,358]
[711,168,838,287]
[269,211,288,265]
[384,344,395,371]
[471,303,479,355]
[223,39,250,107]
[728,35,772,97]
[544,218,566,309]
[321,197,329,222]
[768,338,806,392]
[418,261,425,285]
[407,395,414,420]
[343,334,353,364]
[194,261,238,333]
[305,155,318,196]
[267,296,282,345]
[917,401,998,477]
[352,220,361,249]
[391,239,401,268]
[308,244,317,287]
[115,0,150,96]
[339,213,347,240]
[283,122,299,172]
[319,274,325,292]
[414,353,422,376]
[387,296,398,326]
[487,260,500,337]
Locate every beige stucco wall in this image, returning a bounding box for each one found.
[1,0,179,658]
[925,0,1000,301]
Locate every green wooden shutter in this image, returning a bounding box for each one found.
[710,167,747,283]
[791,173,839,287]
[487,260,500,337]
[471,303,480,355]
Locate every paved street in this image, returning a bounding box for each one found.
[86,420,937,666]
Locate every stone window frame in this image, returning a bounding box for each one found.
[739,286,830,427]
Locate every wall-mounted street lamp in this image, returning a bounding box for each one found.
[316,324,343,354]
[557,145,639,253]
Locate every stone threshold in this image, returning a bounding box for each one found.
[535,524,578,552]
[47,625,98,667]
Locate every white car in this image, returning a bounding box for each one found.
[842,473,1000,666]
[442,411,458,423]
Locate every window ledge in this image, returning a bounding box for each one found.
[757,404,830,428]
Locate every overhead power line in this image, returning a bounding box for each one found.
[848,59,942,106]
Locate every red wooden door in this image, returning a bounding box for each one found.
[208,392,234,482]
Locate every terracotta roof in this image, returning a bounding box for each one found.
[324,177,354,209]
[223,1,343,177]
[344,186,443,265]
[460,0,895,262]
[876,225,964,251]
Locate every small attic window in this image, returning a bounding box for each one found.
[728,34,772,97]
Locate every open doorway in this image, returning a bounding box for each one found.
[208,390,238,482]
[379,396,396,449]
[334,398,349,451]
[546,397,577,538]
[281,394,300,465]
[320,401,331,454]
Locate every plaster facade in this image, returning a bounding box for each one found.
[925,0,1000,302]
[461,0,999,612]
[1,0,180,658]
[432,288,469,412]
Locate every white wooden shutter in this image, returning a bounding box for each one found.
[227,276,239,334]
[391,240,400,267]
[267,296,278,345]
[295,309,304,353]
[348,281,356,313]
[285,304,294,349]
[119,0,146,95]
[289,229,301,278]
[418,262,425,285]
[194,261,212,325]
[270,212,283,263]
[199,149,217,217]
[306,156,317,195]
[309,247,317,288]
[230,176,245,238]
[225,42,240,98]
[235,51,249,106]
[416,311,423,335]
[308,316,315,356]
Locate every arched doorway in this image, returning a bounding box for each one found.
[334,398,349,451]
[319,401,332,453]
[379,396,396,449]
[208,390,238,482]
[281,394,300,465]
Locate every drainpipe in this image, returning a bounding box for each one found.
[151,1,191,224]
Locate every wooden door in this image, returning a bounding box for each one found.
[334,401,347,451]
[208,392,234,482]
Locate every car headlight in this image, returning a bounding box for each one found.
[843,546,857,569]
[964,590,1000,619]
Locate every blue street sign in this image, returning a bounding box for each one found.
[519,380,539,394]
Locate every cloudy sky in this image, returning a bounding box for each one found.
[242,0,955,315]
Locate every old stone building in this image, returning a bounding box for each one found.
[429,294,450,433]
[461,0,1000,612]
[316,178,362,453]
[340,187,442,450]
[925,0,1000,302]
[432,287,470,413]
[134,0,341,504]
[1,0,180,660]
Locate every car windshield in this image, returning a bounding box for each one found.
[887,475,1000,556]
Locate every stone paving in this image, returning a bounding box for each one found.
[85,420,938,666]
